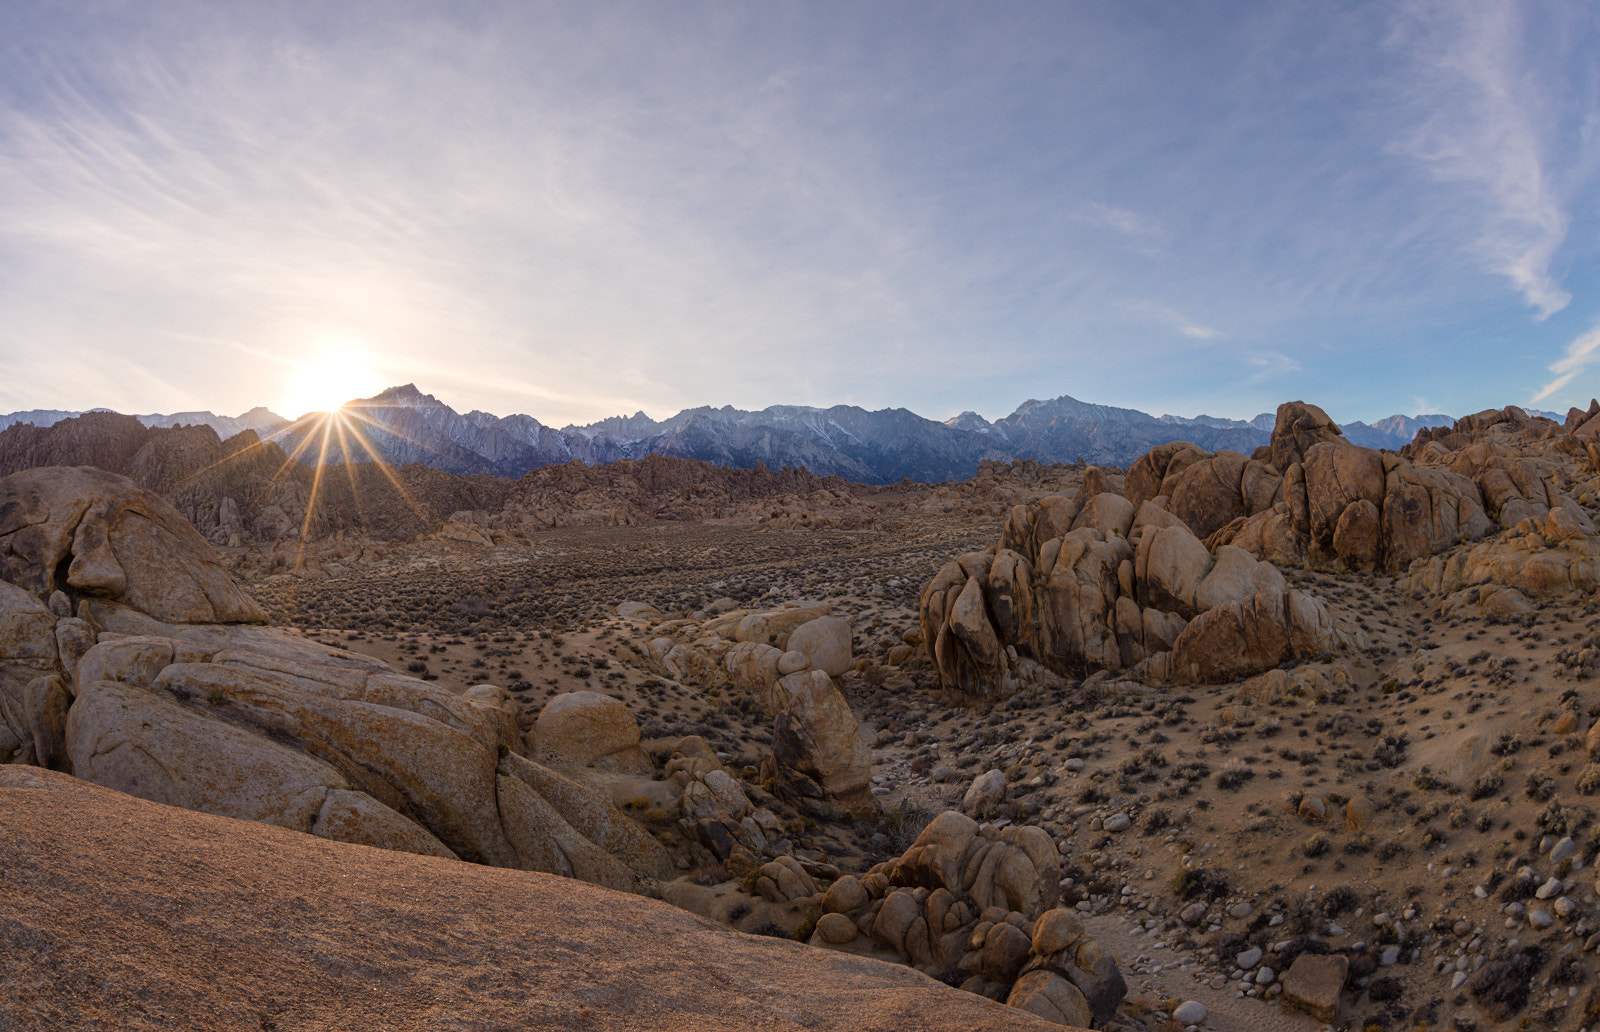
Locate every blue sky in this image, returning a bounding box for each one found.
[1,1,1598,425]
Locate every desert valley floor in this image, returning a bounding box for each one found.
[8,402,1600,1031]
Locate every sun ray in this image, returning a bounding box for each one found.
[169,429,286,488]
[292,415,335,578]
[336,412,433,529]
[330,415,371,535]
[273,418,325,482]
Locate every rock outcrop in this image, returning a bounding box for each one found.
[919,485,1349,697]
[618,601,877,818]
[1130,402,1495,573]
[921,399,1600,698]
[805,810,1125,1022]
[0,466,669,891]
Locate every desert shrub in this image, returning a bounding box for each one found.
[876,799,936,854]
[1373,733,1409,768]
[1216,757,1254,791]
[1321,885,1358,917]
[1468,946,1546,1021]
[1170,867,1230,902]
[1537,802,1590,838]
[1470,770,1504,801]
[1142,807,1174,834]
[1375,839,1407,862]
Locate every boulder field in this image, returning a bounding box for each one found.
[0,465,1112,1028]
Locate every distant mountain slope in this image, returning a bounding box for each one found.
[1340,413,1454,449]
[0,405,286,440]
[2,386,1456,484]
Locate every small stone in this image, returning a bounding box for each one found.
[1380,946,1399,966]
[1451,970,1468,989]
[1172,1000,1207,1024]
[1283,952,1348,1023]
[1064,757,1085,771]
[1551,837,1578,863]
[1180,902,1207,926]
[1228,902,1253,920]
[1529,910,1555,929]
[1536,877,1563,900]
[1256,966,1275,984]
[1104,813,1132,832]
[1237,946,1263,969]
[1556,897,1577,919]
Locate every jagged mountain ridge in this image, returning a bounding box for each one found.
[280,384,1463,483]
[7,384,1464,484]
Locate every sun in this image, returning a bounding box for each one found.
[280,348,386,418]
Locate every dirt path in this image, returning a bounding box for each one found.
[1086,912,1327,1032]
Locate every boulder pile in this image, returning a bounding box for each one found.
[919,483,1351,698]
[0,466,669,890]
[618,600,876,818]
[1133,401,1496,572]
[806,810,1125,1027]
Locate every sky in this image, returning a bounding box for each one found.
[1,1,1599,426]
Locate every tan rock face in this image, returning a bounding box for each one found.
[1006,969,1092,1027]
[0,466,265,624]
[1270,400,1343,471]
[772,670,876,818]
[3,767,1063,1032]
[785,616,853,677]
[1282,952,1348,1022]
[534,690,653,775]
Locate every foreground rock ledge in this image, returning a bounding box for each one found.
[0,767,1074,1032]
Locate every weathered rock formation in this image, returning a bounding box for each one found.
[1394,404,1600,605]
[914,399,1600,697]
[619,600,877,818]
[919,482,1350,696]
[0,466,669,891]
[1128,402,1496,573]
[805,810,1125,1025]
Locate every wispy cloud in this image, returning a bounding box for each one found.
[1242,351,1302,385]
[1082,202,1164,250]
[0,4,1595,427]
[1124,300,1225,341]
[1533,318,1600,403]
[1390,0,1575,318]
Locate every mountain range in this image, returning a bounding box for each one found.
[0,385,1467,485]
